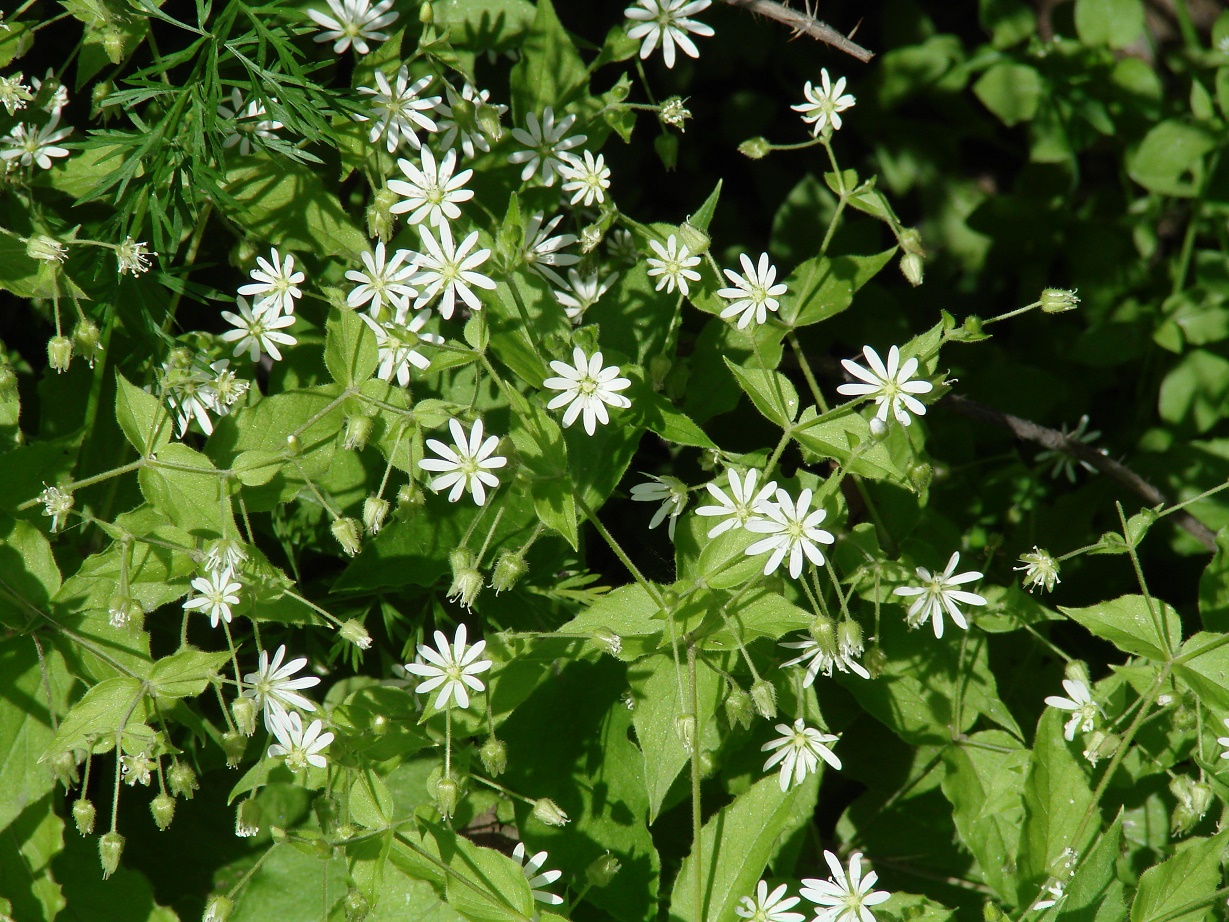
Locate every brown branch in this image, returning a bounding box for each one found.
[718,0,874,62]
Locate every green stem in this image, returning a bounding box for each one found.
[687,643,704,922]
[573,493,664,607]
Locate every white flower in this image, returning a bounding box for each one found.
[0,73,33,116]
[38,484,73,532]
[762,718,841,791]
[216,89,282,155]
[1217,718,1229,760]
[554,269,619,323]
[781,636,870,683]
[893,551,987,639]
[238,247,305,316]
[646,234,702,296]
[791,69,857,135]
[419,417,508,505]
[512,843,564,906]
[242,645,321,726]
[161,353,223,436]
[521,212,579,287]
[204,538,248,576]
[220,297,298,362]
[1016,546,1060,594]
[560,150,611,207]
[388,146,475,227]
[543,346,632,436]
[435,82,507,160]
[411,223,495,319]
[694,468,777,537]
[116,237,153,276]
[362,307,442,386]
[266,709,334,771]
[306,0,397,55]
[718,253,787,329]
[1044,679,1102,741]
[630,475,689,539]
[2,113,72,170]
[1036,414,1105,482]
[507,107,587,186]
[356,67,439,153]
[345,241,419,316]
[745,487,835,580]
[624,0,714,69]
[800,851,891,922]
[736,881,806,922]
[836,345,934,427]
[404,623,493,710]
[608,228,638,264]
[209,359,249,416]
[1032,880,1065,912]
[182,567,242,628]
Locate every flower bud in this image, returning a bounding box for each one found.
[344,888,371,922]
[677,221,710,258]
[724,686,753,729]
[397,481,424,511]
[749,678,777,720]
[533,797,570,827]
[675,713,696,752]
[331,517,363,556]
[1064,660,1091,688]
[480,737,508,777]
[490,549,528,594]
[221,730,247,768]
[868,416,888,440]
[838,619,864,658]
[285,433,300,454]
[73,318,103,366]
[658,96,692,131]
[27,234,67,263]
[898,227,925,256]
[235,799,261,838]
[1081,730,1119,767]
[738,136,772,159]
[585,852,622,889]
[47,335,73,374]
[99,831,125,879]
[433,776,459,819]
[150,793,176,831]
[168,762,198,800]
[101,25,125,62]
[73,798,96,836]
[53,750,80,789]
[231,696,258,738]
[581,224,603,253]
[367,187,399,242]
[340,619,372,649]
[475,103,504,144]
[448,548,482,609]
[335,823,358,841]
[363,495,390,536]
[204,894,234,922]
[907,461,932,494]
[107,594,143,631]
[419,1,433,24]
[1040,288,1079,314]
[899,252,924,287]
[344,413,373,451]
[808,613,839,656]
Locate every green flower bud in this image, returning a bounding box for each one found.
[221,730,247,769]
[285,433,301,454]
[344,414,373,452]
[53,750,80,789]
[204,894,234,922]
[1081,730,1119,767]
[749,679,777,720]
[101,26,125,63]
[868,416,888,441]
[1040,288,1080,314]
[480,737,508,777]
[898,227,925,256]
[27,234,67,263]
[475,102,504,144]
[532,798,570,827]
[73,318,103,366]
[1064,660,1091,688]
[490,549,528,594]
[585,852,622,889]
[907,461,932,494]
[331,517,363,557]
[168,762,198,800]
[345,888,371,922]
[73,798,96,836]
[419,1,434,25]
[235,799,261,838]
[580,224,604,253]
[591,627,622,658]
[900,252,924,287]
[448,548,482,609]
[99,831,125,879]
[675,713,696,752]
[808,613,839,656]
[335,823,359,841]
[47,335,73,374]
[231,696,258,738]
[433,776,459,819]
[367,186,399,242]
[838,619,864,658]
[339,619,372,650]
[150,793,176,831]
[363,495,390,536]
[677,221,710,258]
[724,686,753,730]
[397,481,424,511]
[738,136,771,159]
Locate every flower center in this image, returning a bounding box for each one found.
[577,375,598,396]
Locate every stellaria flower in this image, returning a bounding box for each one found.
[220,297,297,362]
[512,843,564,906]
[1044,678,1102,741]
[2,113,72,170]
[736,881,806,922]
[404,623,493,710]
[345,241,419,316]
[242,645,321,726]
[624,0,714,69]
[520,212,579,288]
[646,234,702,296]
[356,66,439,153]
[762,718,841,791]
[419,417,507,505]
[216,89,282,155]
[744,487,835,579]
[800,850,891,922]
[411,223,495,319]
[837,345,933,427]
[362,307,442,386]
[183,567,242,628]
[781,636,870,683]
[542,347,632,436]
[434,82,507,159]
[507,107,587,186]
[1016,546,1060,593]
[893,551,986,638]
[307,0,397,55]
[388,146,475,227]
[791,69,856,135]
[554,269,619,322]
[267,709,334,771]
[629,475,689,539]
[695,468,777,538]
[559,150,611,207]
[238,247,305,316]
[718,253,788,329]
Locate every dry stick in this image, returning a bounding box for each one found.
[941,393,1217,551]
[718,0,874,62]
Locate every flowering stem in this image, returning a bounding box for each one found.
[687,643,704,922]
[475,504,507,566]
[444,707,452,781]
[470,772,535,807]
[16,459,146,510]
[981,302,1041,327]
[762,429,791,480]
[787,332,829,413]
[573,493,664,608]
[1116,502,1173,658]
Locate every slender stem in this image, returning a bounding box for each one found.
[1117,502,1172,658]
[573,493,663,607]
[687,643,704,922]
[788,333,828,413]
[16,459,145,510]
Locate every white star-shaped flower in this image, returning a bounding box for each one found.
[355,66,439,153]
[1218,718,1229,760]
[219,296,297,362]
[553,269,619,323]
[242,645,321,727]
[780,636,870,683]
[161,353,222,436]
[718,253,788,329]
[216,88,282,155]
[559,150,611,207]
[800,850,891,922]
[646,234,702,296]
[419,417,507,505]
[836,345,934,427]
[543,346,632,436]
[507,107,587,186]
[411,223,495,319]
[388,146,475,227]
[404,623,493,710]
[1044,678,1103,741]
[345,241,419,317]
[1,113,72,170]
[893,551,987,638]
[736,881,806,922]
[744,487,835,579]
[362,307,442,386]
[512,843,564,906]
[521,212,579,288]
[306,0,397,55]
[629,475,689,539]
[267,709,334,771]
[182,567,242,628]
[694,468,777,538]
[762,717,841,791]
[791,69,857,135]
[238,247,305,316]
[435,83,507,160]
[624,0,715,69]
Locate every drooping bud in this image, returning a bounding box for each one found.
[899,252,924,287]
[490,549,528,594]
[1040,288,1080,314]
[331,517,363,557]
[367,186,399,242]
[907,461,932,494]
[532,798,570,827]
[221,730,247,769]
[749,678,777,720]
[480,737,508,777]
[738,136,771,159]
[676,221,710,258]
[1081,730,1119,767]
[343,413,373,451]
[585,852,622,889]
[433,776,459,820]
[73,798,96,836]
[203,894,234,922]
[339,619,372,650]
[168,762,198,799]
[231,696,258,738]
[73,318,103,366]
[1169,775,1214,836]
[448,548,482,610]
[808,613,839,656]
[580,224,603,253]
[838,619,864,659]
[724,685,753,730]
[475,102,504,144]
[362,495,390,536]
[150,793,176,831]
[591,627,622,658]
[674,713,696,752]
[344,888,371,922]
[99,831,125,879]
[235,799,261,838]
[47,335,73,374]
[397,481,424,511]
[53,750,80,789]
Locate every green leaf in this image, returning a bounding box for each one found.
[147,648,230,699]
[783,250,895,328]
[974,61,1042,126]
[228,837,348,922]
[556,583,662,662]
[1074,0,1144,48]
[506,390,577,549]
[638,388,718,450]
[1131,829,1229,922]
[0,794,65,920]
[325,308,378,387]
[1036,813,1125,922]
[793,407,910,485]
[232,449,285,487]
[689,180,723,232]
[1059,595,1181,660]
[1127,121,1217,198]
[350,769,395,829]
[0,514,62,631]
[508,0,588,118]
[427,822,535,922]
[1172,632,1229,710]
[979,0,1038,48]
[139,442,233,537]
[724,359,800,428]
[1158,348,1229,433]
[115,371,172,456]
[44,677,152,759]
[668,772,819,922]
[435,0,536,51]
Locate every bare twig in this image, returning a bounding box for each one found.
[718,0,874,62]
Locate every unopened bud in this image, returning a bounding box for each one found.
[448,548,482,609]
[898,227,925,256]
[1040,288,1079,314]
[101,26,125,62]
[490,549,528,594]
[475,103,503,144]
[433,776,459,819]
[73,319,103,365]
[1064,660,1090,688]
[675,713,696,752]
[367,187,398,241]
[331,517,363,556]
[47,335,73,373]
[344,414,373,451]
[231,696,258,737]
[363,495,390,535]
[900,252,924,287]
[749,678,777,720]
[533,798,570,827]
[907,461,932,493]
[221,730,247,768]
[591,627,622,657]
[868,416,888,440]
[724,686,753,729]
[285,433,300,454]
[73,798,96,836]
[419,1,434,25]
[480,737,508,777]
[27,234,67,263]
[204,894,234,922]
[99,831,125,879]
[235,799,261,838]
[838,619,864,658]
[168,762,198,799]
[586,852,622,889]
[677,222,710,258]
[150,793,176,831]
[53,750,80,788]
[581,224,603,253]
[344,888,371,922]
[808,613,839,655]
[738,136,771,159]
[397,481,424,510]
[1081,730,1119,766]
[340,619,372,650]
